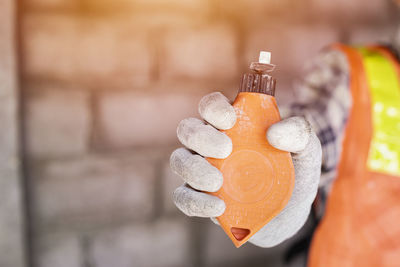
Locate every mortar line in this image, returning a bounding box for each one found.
[15,0,34,266]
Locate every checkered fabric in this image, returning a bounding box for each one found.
[284,49,351,193]
[285,45,399,194]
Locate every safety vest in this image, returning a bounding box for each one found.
[309,44,400,267]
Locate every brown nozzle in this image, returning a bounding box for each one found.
[239,51,276,96]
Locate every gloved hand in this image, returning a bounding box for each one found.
[171,92,322,247]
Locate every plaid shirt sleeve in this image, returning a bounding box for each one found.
[281,49,352,193]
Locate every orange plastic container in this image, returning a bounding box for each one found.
[207,52,295,247]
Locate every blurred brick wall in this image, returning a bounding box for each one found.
[16,0,397,266]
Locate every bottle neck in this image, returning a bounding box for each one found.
[239,73,276,96]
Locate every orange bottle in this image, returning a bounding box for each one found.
[207,52,295,247]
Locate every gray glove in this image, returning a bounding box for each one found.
[171,92,322,247]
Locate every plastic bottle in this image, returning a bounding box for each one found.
[207,51,295,247]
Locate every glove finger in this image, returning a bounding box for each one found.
[267,116,321,204]
[198,92,237,130]
[170,148,223,192]
[177,117,232,159]
[173,184,226,217]
[266,116,311,153]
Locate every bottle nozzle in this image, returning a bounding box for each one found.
[250,51,276,73]
[239,50,276,96]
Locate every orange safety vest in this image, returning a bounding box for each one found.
[308,44,400,266]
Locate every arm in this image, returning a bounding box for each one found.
[284,49,352,192]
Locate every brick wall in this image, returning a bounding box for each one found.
[16,0,397,266]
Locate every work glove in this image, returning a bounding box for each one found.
[171,92,322,247]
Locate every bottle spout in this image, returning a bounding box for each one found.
[239,50,276,96]
[250,51,276,73]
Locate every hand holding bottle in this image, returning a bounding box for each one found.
[171,91,321,247]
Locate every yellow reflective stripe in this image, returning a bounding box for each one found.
[358,47,400,177]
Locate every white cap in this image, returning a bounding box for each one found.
[259,51,271,64]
